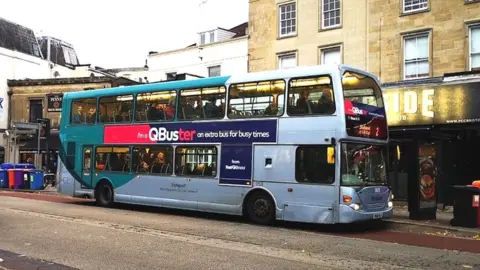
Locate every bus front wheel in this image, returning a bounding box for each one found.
[95,181,114,208]
[245,191,276,225]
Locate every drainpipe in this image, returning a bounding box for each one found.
[7,89,12,130]
[6,89,13,163]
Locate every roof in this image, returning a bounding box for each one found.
[63,76,230,100]
[184,22,248,48]
[7,76,139,87]
[0,16,42,58]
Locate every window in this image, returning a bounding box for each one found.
[228,80,286,118]
[175,146,217,177]
[179,86,226,120]
[200,33,206,45]
[322,0,341,29]
[29,100,43,123]
[208,65,221,77]
[287,75,335,115]
[470,25,480,71]
[295,146,335,184]
[404,34,429,79]
[83,148,92,173]
[71,98,96,124]
[321,47,341,64]
[135,91,176,122]
[94,146,130,172]
[403,0,428,13]
[98,95,133,123]
[166,72,177,81]
[132,146,173,174]
[278,54,296,69]
[209,31,215,43]
[279,2,296,37]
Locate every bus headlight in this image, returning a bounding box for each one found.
[387,201,393,208]
[349,203,360,211]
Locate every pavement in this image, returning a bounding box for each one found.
[0,195,480,269]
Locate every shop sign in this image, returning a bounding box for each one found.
[383,82,480,126]
[46,94,63,112]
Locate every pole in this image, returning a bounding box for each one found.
[37,123,41,168]
[13,129,17,166]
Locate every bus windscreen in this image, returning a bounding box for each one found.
[342,71,387,139]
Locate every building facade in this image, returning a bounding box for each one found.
[248,0,368,72]
[5,77,138,169]
[369,0,480,210]
[147,23,248,81]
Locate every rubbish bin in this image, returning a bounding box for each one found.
[0,164,14,188]
[29,170,44,190]
[22,170,31,190]
[11,169,25,189]
[8,169,15,189]
[450,185,480,228]
[14,163,35,169]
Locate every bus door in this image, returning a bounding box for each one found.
[82,146,94,188]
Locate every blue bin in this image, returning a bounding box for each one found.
[1,163,14,169]
[0,169,8,188]
[14,163,35,169]
[29,170,44,190]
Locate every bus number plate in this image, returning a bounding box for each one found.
[373,213,383,219]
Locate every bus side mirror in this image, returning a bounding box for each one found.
[327,146,335,164]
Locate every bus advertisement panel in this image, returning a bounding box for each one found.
[103,119,278,186]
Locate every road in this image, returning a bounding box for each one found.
[0,195,479,270]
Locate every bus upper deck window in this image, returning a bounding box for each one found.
[287,76,335,116]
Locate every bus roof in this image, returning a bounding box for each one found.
[225,64,378,85]
[64,64,379,100]
[64,75,231,100]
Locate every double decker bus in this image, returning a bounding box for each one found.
[57,64,393,225]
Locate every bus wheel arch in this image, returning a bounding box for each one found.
[95,178,114,208]
[243,188,277,226]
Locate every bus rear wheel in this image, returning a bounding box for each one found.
[95,181,114,208]
[246,191,276,225]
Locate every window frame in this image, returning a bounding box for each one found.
[403,32,430,80]
[227,79,287,119]
[278,53,297,69]
[132,145,174,175]
[286,74,336,117]
[469,24,480,71]
[278,1,297,38]
[134,90,177,123]
[174,145,218,178]
[320,46,342,65]
[98,94,134,124]
[208,65,221,77]
[402,0,428,14]
[295,145,335,185]
[70,98,98,125]
[321,0,341,30]
[178,85,227,121]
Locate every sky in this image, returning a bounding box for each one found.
[0,0,248,68]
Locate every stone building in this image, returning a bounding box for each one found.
[5,76,138,168]
[248,0,368,71]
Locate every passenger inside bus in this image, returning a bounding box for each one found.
[264,98,279,116]
[72,106,84,123]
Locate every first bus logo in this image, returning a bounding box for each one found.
[149,127,196,142]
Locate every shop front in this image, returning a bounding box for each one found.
[19,133,59,173]
[383,73,480,218]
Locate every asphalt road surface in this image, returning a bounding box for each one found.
[0,195,479,270]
